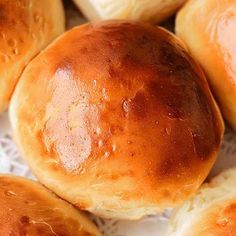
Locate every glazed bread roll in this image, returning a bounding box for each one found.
[0,175,101,236]
[0,0,65,113]
[73,0,186,23]
[176,0,236,130]
[10,21,224,219]
[168,168,236,236]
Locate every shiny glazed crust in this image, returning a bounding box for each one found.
[0,0,65,112]
[168,168,236,236]
[0,175,101,236]
[73,0,186,23]
[10,21,224,219]
[176,0,236,130]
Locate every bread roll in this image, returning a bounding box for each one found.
[168,168,236,236]
[0,0,65,113]
[0,175,101,236]
[176,0,236,130]
[10,21,224,219]
[73,0,186,23]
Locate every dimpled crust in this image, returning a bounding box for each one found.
[176,0,236,130]
[73,0,186,23]
[0,0,65,113]
[168,168,236,236]
[0,175,101,236]
[10,21,224,219]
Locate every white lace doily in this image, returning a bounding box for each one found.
[1,2,236,235]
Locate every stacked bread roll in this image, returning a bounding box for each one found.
[72,0,186,23]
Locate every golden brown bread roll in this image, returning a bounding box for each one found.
[10,20,224,219]
[73,0,186,23]
[168,168,236,236]
[0,175,101,236]
[176,0,236,130]
[0,0,65,113]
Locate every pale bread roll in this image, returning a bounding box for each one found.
[73,0,186,23]
[168,168,236,236]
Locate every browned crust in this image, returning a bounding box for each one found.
[0,0,65,112]
[10,20,224,219]
[0,175,101,235]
